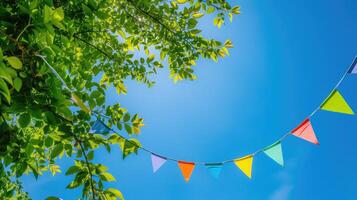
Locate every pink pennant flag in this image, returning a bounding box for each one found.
[291,119,319,144]
[151,154,167,173]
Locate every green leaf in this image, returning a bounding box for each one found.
[121,138,141,159]
[51,143,64,159]
[193,13,204,18]
[66,180,80,189]
[65,166,80,175]
[43,5,52,23]
[46,197,62,200]
[124,124,132,134]
[16,162,27,177]
[107,188,124,200]
[96,164,108,173]
[53,7,64,21]
[44,137,53,147]
[49,164,61,176]
[115,82,127,95]
[232,6,241,14]
[160,51,167,60]
[52,20,65,30]
[147,54,155,63]
[224,39,233,48]
[123,113,130,122]
[207,6,215,14]
[18,113,31,127]
[177,0,187,4]
[188,18,198,29]
[87,151,94,161]
[0,64,13,85]
[132,126,141,134]
[0,78,11,104]
[100,172,116,182]
[45,111,56,124]
[6,56,23,69]
[13,77,22,92]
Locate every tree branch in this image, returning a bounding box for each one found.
[74,134,97,200]
[47,108,97,200]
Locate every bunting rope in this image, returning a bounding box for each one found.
[38,54,357,180]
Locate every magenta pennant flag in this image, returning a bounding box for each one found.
[348,56,357,74]
[151,154,167,173]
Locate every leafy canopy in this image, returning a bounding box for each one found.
[0,0,239,199]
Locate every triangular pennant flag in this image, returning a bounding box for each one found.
[178,161,195,182]
[151,154,167,173]
[71,93,91,114]
[291,119,319,144]
[234,155,253,179]
[205,163,223,179]
[263,142,284,166]
[348,57,357,74]
[90,119,111,134]
[320,90,354,115]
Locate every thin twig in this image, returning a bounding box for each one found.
[73,35,112,59]
[16,17,32,41]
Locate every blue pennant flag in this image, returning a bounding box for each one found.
[90,119,111,134]
[348,56,357,74]
[205,163,223,179]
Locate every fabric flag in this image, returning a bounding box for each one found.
[263,142,284,166]
[234,155,253,179]
[205,163,223,179]
[90,119,111,134]
[178,161,195,182]
[151,154,167,173]
[291,119,318,144]
[320,90,354,115]
[71,93,91,114]
[347,56,357,74]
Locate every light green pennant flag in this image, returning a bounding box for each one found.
[320,90,354,115]
[263,142,284,166]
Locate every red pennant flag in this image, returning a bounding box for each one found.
[178,161,195,182]
[291,119,319,144]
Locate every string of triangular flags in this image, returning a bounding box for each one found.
[40,54,357,181]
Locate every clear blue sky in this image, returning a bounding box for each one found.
[22,0,357,199]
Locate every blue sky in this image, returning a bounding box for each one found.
[22,0,357,199]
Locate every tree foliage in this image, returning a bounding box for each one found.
[0,0,239,199]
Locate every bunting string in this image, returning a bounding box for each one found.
[39,54,357,181]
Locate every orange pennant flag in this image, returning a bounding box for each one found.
[178,161,195,182]
[291,119,319,144]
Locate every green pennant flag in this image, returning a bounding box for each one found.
[320,90,354,115]
[263,142,284,166]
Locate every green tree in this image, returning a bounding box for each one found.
[0,0,239,199]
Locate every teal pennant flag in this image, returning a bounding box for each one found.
[205,163,223,179]
[263,142,284,166]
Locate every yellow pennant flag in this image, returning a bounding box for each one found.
[320,90,354,115]
[234,155,253,179]
[71,93,91,114]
